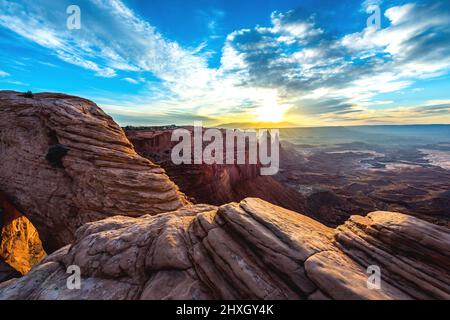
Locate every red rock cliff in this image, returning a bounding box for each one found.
[0,91,188,251]
[126,127,307,213]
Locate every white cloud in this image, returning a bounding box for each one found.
[0,0,449,125]
[342,3,449,57]
[362,0,384,12]
[56,50,116,77]
[3,80,28,86]
[271,11,323,42]
[0,70,10,77]
[123,77,139,84]
[384,3,415,24]
[0,0,211,82]
[217,2,450,124]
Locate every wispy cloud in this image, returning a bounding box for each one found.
[0,0,211,81]
[123,77,139,84]
[0,0,449,125]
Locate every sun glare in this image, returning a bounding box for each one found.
[255,97,289,123]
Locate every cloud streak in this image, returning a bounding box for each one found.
[0,0,449,125]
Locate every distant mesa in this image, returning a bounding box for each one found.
[217,121,298,129]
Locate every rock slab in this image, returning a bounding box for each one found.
[0,198,448,300]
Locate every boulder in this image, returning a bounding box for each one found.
[0,198,448,300]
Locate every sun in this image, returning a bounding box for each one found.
[255,97,289,123]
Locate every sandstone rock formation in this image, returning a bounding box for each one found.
[0,91,188,251]
[0,198,448,300]
[0,192,46,275]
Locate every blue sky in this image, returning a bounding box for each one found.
[0,0,449,126]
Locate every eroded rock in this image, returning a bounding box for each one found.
[0,91,189,251]
[0,198,448,300]
[125,127,308,214]
[0,192,46,276]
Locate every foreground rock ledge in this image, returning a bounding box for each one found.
[0,198,448,300]
[0,91,188,251]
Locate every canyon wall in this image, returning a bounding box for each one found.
[126,128,307,213]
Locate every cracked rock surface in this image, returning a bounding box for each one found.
[0,198,448,300]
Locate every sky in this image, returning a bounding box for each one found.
[0,0,450,127]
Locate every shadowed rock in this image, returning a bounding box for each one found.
[0,91,189,251]
[0,192,46,275]
[0,258,20,283]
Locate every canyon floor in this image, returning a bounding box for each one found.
[125,125,450,228]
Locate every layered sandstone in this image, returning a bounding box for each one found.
[0,198,448,300]
[0,91,188,251]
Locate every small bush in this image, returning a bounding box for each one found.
[46,144,69,169]
[23,91,34,99]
